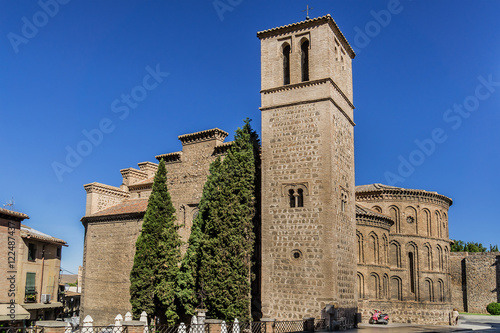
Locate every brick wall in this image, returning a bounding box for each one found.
[358,299,452,325]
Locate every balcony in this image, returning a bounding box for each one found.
[25,286,37,303]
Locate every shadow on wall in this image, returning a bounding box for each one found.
[496,255,500,303]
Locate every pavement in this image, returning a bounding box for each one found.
[347,315,500,332]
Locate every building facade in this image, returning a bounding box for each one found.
[80,129,232,325]
[0,208,67,323]
[355,184,453,325]
[80,15,460,327]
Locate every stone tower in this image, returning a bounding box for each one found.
[258,15,357,324]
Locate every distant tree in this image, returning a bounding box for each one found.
[465,242,487,253]
[451,240,465,252]
[489,244,499,252]
[451,240,493,253]
[130,159,182,325]
[177,158,222,319]
[197,119,260,321]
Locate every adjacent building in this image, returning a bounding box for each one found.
[0,207,67,324]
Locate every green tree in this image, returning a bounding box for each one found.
[451,240,494,253]
[129,159,182,325]
[197,119,260,321]
[465,242,487,253]
[177,158,222,319]
[451,240,465,252]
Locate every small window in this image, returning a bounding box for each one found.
[297,189,304,207]
[282,44,291,85]
[288,189,295,208]
[25,272,36,296]
[340,191,348,212]
[28,243,36,261]
[56,247,61,258]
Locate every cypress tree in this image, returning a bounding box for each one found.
[198,119,260,321]
[130,159,182,325]
[177,158,222,318]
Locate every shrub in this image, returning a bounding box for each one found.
[486,302,500,315]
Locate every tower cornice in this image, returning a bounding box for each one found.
[257,14,355,59]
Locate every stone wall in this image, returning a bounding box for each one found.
[358,299,452,325]
[81,129,232,326]
[259,15,357,323]
[80,218,143,326]
[450,252,500,313]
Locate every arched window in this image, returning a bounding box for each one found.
[383,274,389,299]
[437,245,443,271]
[408,251,416,294]
[438,279,445,302]
[390,242,400,268]
[369,274,380,299]
[301,40,309,82]
[423,279,434,302]
[283,44,290,85]
[357,273,364,299]
[424,244,432,271]
[357,233,364,263]
[297,189,304,207]
[389,206,400,233]
[382,234,388,264]
[391,277,402,301]
[435,211,442,238]
[423,209,431,236]
[369,233,379,264]
[288,189,295,208]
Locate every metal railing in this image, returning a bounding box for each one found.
[273,321,304,333]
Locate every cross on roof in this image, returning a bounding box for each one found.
[302,5,314,20]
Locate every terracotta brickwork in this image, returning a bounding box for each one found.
[80,129,232,326]
[449,252,500,313]
[356,184,453,324]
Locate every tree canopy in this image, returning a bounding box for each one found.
[179,119,260,321]
[129,159,182,325]
[451,240,498,253]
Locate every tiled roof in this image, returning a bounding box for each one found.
[21,225,67,246]
[0,207,29,220]
[356,183,453,206]
[129,177,154,187]
[89,198,148,217]
[355,203,393,221]
[355,183,404,192]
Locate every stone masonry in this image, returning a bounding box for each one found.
[258,15,357,326]
[80,129,232,326]
[450,252,500,313]
[80,14,464,328]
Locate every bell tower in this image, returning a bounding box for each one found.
[258,15,357,325]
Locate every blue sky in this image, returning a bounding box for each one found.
[1,0,499,273]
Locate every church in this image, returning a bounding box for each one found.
[80,15,454,328]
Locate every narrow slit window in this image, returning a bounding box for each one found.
[409,252,415,293]
[283,44,291,85]
[301,40,309,82]
[288,189,295,208]
[297,189,304,207]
